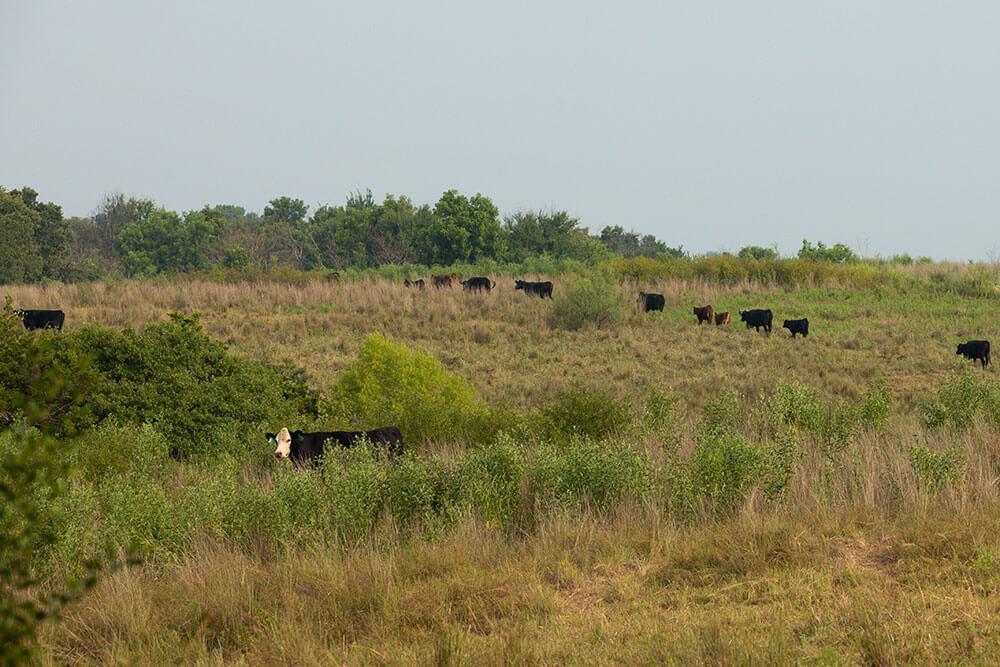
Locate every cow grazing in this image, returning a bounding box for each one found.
[268,426,404,466]
[739,309,773,333]
[693,305,714,325]
[783,318,809,338]
[461,276,495,292]
[715,312,731,326]
[514,280,553,298]
[431,273,460,288]
[404,279,425,289]
[16,309,65,331]
[638,292,665,312]
[957,340,991,369]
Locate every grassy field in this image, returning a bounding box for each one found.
[5,268,1000,663]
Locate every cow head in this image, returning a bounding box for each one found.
[514,280,525,291]
[957,343,967,355]
[271,427,292,459]
[739,311,748,321]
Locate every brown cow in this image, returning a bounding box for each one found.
[693,305,714,324]
[715,312,730,326]
[431,273,460,288]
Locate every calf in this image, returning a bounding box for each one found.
[782,318,809,338]
[16,309,65,331]
[715,312,731,326]
[268,426,405,466]
[693,305,714,325]
[461,276,495,291]
[404,279,425,289]
[638,292,665,312]
[739,309,773,333]
[957,340,991,369]
[514,280,553,298]
[431,273,460,288]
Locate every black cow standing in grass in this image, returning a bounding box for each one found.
[957,340,991,369]
[782,318,809,338]
[461,277,495,292]
[404,279,425,289]
[16,309,65,331]
[638,292,665,312]
[514,280,553,298]
[268,427,404,466]
[740,309,772,333]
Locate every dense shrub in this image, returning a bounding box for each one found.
[328,333,483,445]
[527,437,652,510]
[909,444,965,493]
[62,313,297,459]
[539,387,632,441]
[547,277,626,331]
[918,371,1000,430]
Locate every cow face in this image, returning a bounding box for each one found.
[272,427,292,459]
[514,280,525,291]
[957,344,967,355]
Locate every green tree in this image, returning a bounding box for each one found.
[798,240,856,263]
[737,245,778,261]
[115,207,226,276]
[0,188,44,284]
[9,188,71,280]
[427,190,506,264]
[92,193,155,261]
[599,225,669,258]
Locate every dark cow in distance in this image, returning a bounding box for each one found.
[715,312,731,326]
[404,279,425,289]
[16,309,65,331]
[740,309,773,333]
[638,292,665,312]
[461,277,495,292]
[514,280,553,298]
[431,273,460,288]
[693,305,714,325]
[783,318,809,338]
[268,426,404,466]
[957,340,991,369]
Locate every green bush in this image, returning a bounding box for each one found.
[547,277,625,331]
[755,382,827,436]
[62,313,298,459]
[918,371,1000,430]
[539,387,631,441]
[457,435,526,526]
[690,432,763,512]
[527,437,652,510]
[328,333,483,445]
[321,444,389,541]
[909,444,965,493]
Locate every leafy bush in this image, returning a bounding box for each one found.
[755,382,826,436]
[547,277,625,331]
[527,437,652,510]
[62,313,298,459]
[457,435,526,526]
[539,387,631,441]
[918,371,1000,430]
[909,444,965,492]
[690,432,763,512]
[328,333,483,445]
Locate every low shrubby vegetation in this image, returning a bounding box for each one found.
[3,267,1000,661]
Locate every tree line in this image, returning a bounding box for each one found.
[1,185,864,283]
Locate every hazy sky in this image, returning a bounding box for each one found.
[2,2,999,260]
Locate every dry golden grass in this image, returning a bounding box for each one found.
[5,274,996,414]
[10,273,1000,663]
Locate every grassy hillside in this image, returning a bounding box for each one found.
[3,269,1000,663]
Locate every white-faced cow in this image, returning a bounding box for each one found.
[268,426,404,466]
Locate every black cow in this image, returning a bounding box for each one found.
[16,309,65,331]
[268,426,404,466]
[782,318,809,338]
[638,292,665,312]
[404,279,425,289]
[461,276,495,291]
[957,340,991,369]
[514,280,553,298]
[739,309,772,333]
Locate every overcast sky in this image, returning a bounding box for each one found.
[2,1,999,260]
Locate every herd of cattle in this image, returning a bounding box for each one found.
[11,276,993,468]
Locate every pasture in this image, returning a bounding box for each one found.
[5,269,1000,663]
